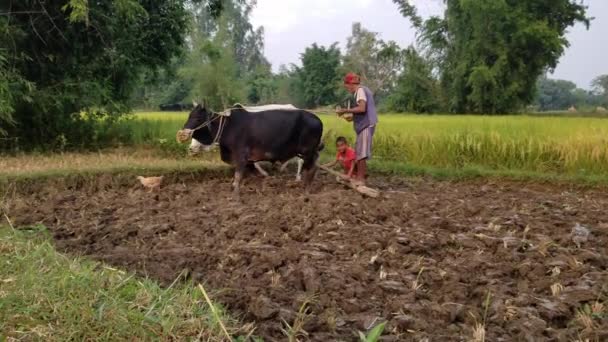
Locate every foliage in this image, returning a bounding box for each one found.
[393,0,590,114]
[536,77,604,111]
[0,0,197,150]
[536,77,579,111]
[358,322,386,342]
[592,75,608,106]
[295,43,342,108]
[343,23,404,99]
[387,47,444,113]
[186,15,245,109]
[131,0,269,111]
[247,64,279,104]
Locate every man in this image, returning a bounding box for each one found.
[336,72,378,186]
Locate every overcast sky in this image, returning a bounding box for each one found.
[251,0,607,89]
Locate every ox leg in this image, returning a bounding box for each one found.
[231,148,250,199]
[232,168,244,199]
[254,162,269,177]
[295,158,303,182]
[301,153,319,192]
[279,160,290,173]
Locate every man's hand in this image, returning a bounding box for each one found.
[336,108,347,115]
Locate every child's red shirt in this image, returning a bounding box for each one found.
[336,147,356,173]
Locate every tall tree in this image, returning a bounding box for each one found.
[295,43,342,108]
[343,23,404,98]
[393,0,590,114]
[387,47,444,113]
[191,0,269,77]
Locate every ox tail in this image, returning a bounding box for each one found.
[317,128,333,152]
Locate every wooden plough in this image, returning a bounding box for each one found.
[317,164,380,198]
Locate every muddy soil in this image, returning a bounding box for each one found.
[9,173,608,341]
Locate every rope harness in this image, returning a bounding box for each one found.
[176,111,229,145]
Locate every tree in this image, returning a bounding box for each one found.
[246,64,278,104]
[0,0,217,149]
[295,43,342,108]
[592,75,608,105]
[130,0,268,110]
[536,77,578,111]
[343,23,404,98]
[387,47,444,113]
[393,0,590,114]
[191,0,269,78]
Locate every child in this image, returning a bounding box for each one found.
[323,136,356,179]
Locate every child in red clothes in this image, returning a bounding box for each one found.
[323,136,357,179]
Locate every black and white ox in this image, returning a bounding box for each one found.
[181,103,323,197]
[188,104,305,181]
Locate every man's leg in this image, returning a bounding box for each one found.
[354,126,374,186]
[356,159,367,183]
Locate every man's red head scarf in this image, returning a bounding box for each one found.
[344,72,360,85]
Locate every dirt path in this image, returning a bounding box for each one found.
[10,173,608,341]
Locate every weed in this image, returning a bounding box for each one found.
[281,295,316,342]
[358,321,386,342]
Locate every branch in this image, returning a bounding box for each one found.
[392,0,423,28]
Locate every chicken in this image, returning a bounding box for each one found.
[137,176,164,192]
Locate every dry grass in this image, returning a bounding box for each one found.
[281,296,316,342]
[0,148,217,177]
[551,283,564,297]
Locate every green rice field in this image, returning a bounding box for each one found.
[131,111,608,177]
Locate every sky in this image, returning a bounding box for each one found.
[251,0,608,89]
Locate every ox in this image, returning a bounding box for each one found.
[181,103,323,197]
[188,104,305,181]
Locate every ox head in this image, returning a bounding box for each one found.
[182,101,215,155]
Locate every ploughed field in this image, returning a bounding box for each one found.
[10,172,608,341]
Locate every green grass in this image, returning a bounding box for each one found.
[133,111,608,177]
[0,226,248,341]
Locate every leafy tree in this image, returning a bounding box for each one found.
[592,75,608,106]
[185,19,244,110]
[393,0,590,114]
[295,43,342,108]
[131,0,268,110]
[271,65,307,107]
[343,23,404,98]
[246,64,278,104]
[536,77,578,111]
[191,0,269,78]
[387,47,444,113]
[0,0,216,149]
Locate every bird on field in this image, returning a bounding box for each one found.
[137,176,164,192]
